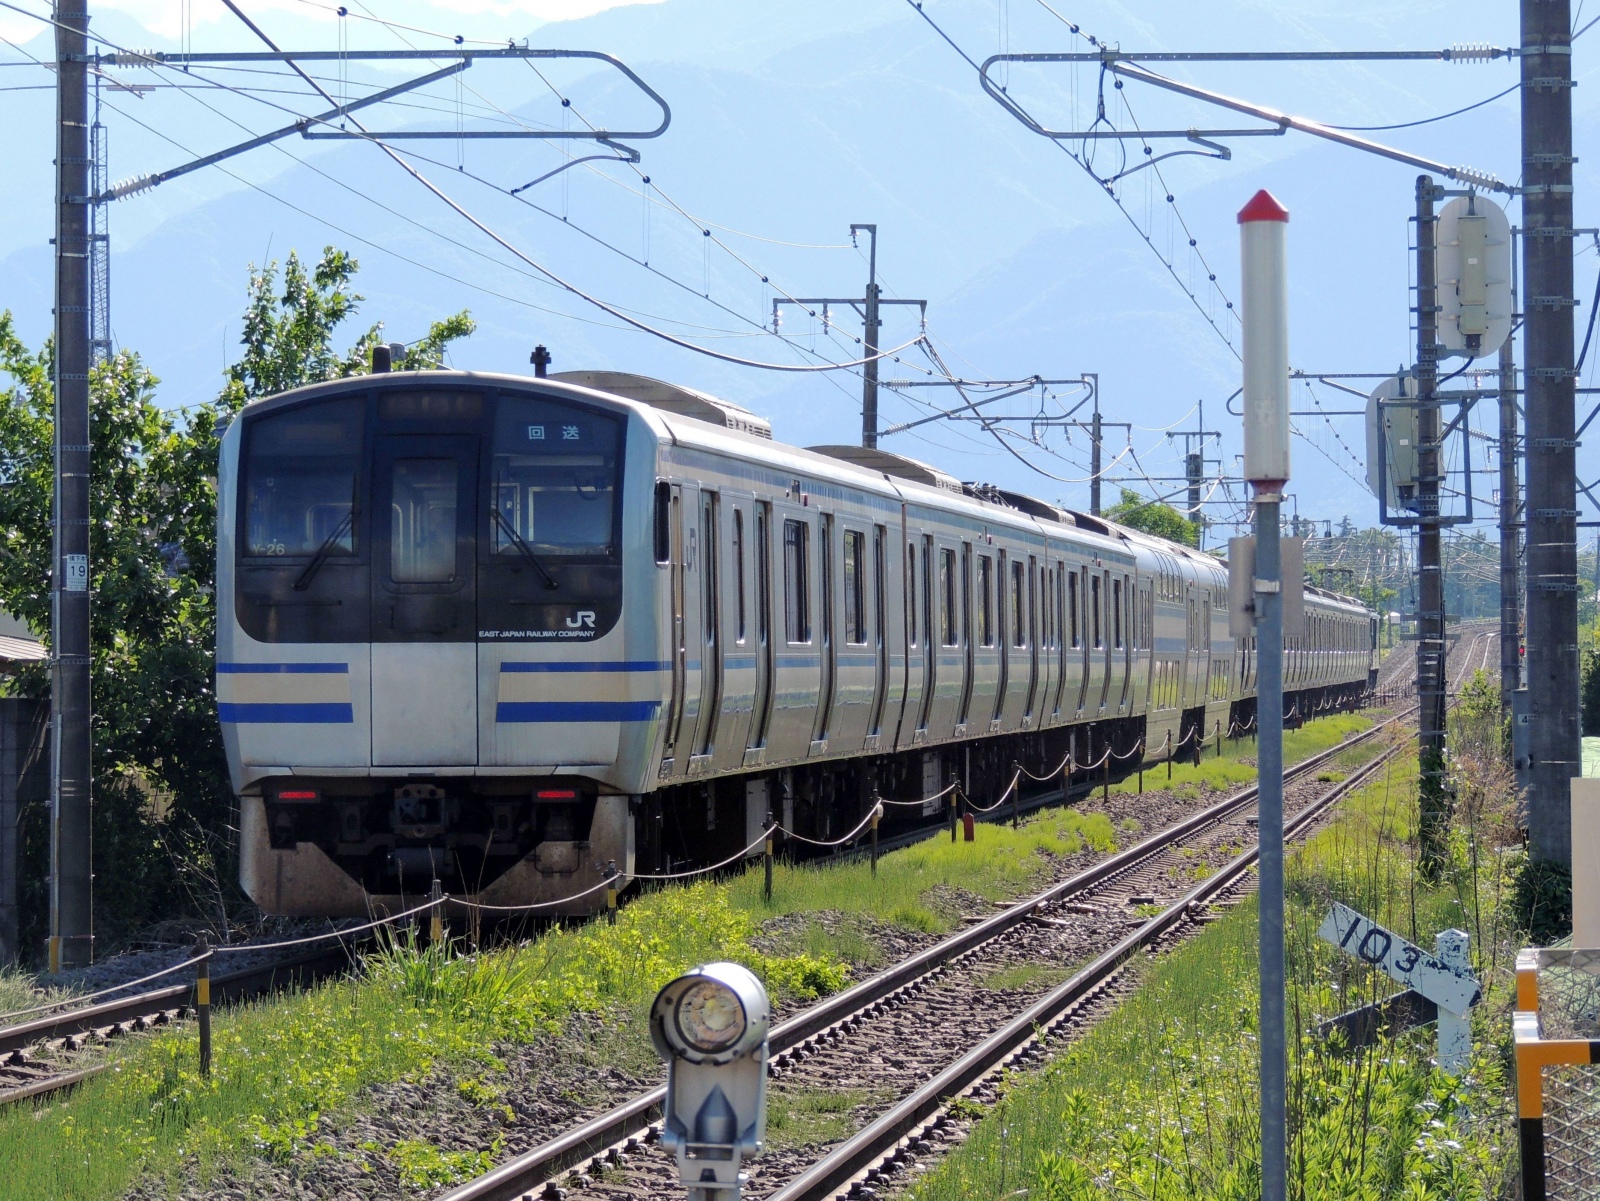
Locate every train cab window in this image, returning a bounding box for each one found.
[1091,574,1102,648]
[390,458,460,583]
[940,548,958,647]
[491,397,620,558]
[844,529,866,645]
[1011,560,1026,648]
[784,519,810,644]
[978,555,994,646]
[242,397,364,557]
[1068,571,1080,648]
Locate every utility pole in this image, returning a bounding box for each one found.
[51,0,94,971]
[1521,0,1579,867]
[771,226,926,450]
[1415,176,1449,876]
[1165,400,1222,547]
[857,223,881,449]
[1090,400,1102,515]
[1499,330,1521,713]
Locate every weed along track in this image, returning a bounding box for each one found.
[437,721,1402,1201]
[0,943,358,1108]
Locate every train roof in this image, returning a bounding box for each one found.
[232,368,1370,612]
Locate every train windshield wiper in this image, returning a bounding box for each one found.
[292,509,355,592]
[491,507,560,591]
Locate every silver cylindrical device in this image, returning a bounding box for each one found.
[1239,190,1291,488]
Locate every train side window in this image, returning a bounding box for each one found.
[1011,560,1026,648]
[783,519,810,643]
[844,529,866,645]
[1068,571,1079,647]
[242,396,364,557]
[961,545,973,647]
[701,494,719,643]
[906,541,918,647]
[733,508,746,643]
[978,555,994,646]
[940,548,958,647]
[654,481,671,563]
[1091,574,1102,648]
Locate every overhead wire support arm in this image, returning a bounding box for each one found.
[95,60,471,201]
[976,53,1514,194]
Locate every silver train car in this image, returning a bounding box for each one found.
[216,367,1378,917]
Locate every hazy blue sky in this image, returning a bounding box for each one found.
[1,0,1591,537]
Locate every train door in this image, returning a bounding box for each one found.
[829,523,873,751]
[957,543,975,730]
[715,496,754,769]
[992,550,1010,727]
[916,532,937,736]
[690,490,722,769]
[665,484,704,772]
[1109,573,1128,712]
[971,549,999,730]
[370,434,478,766]
[1071,565,1088,712]
[1052,561,1069,719]
[811,513,836,749]
[895,524,923,747]
[770,503,820,761]
[868,524,891,744]
[745,500,774,760]
[1023,555,1040,723]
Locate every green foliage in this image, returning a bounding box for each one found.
[911,731,1523,1201]
[1512,856,1572,944]
[383,1139,498,1190]
[0,247,471,956]
[1103,488,1199,548]
[0,883,836,1197]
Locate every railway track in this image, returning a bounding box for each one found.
[439,717,1405,1201]
[0,942,357,1106]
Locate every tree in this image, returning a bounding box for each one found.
[0,246,471,959]
[1103,488,1199,548]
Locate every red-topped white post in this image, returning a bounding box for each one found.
[1239,187,1289,1201]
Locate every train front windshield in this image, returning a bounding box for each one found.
[234,383,625,644]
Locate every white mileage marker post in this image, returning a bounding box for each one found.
[1318,902,1481,1074]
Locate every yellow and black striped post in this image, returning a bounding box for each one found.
[1514,949,1600,1201]
[1010,764,1021,830]
[194,933,211,1077]
[949,788,958,843]
[429,878,444,944]
[606,859,619,926]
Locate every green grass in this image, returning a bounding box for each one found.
[905,728,1522,1201]
[977,962,1070,992]
[1109,712,1375,796]
[765,1086,892,1149]
[0,710,1383,1201]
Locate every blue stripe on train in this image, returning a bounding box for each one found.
[499,661,670,673]
[218,702,355,723]
[217,662,349,674]
[496,701,661,723]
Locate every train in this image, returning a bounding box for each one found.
[215,365,1378,917]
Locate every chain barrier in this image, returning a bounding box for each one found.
[778,804,885,848]
[0,952,215,1026]
[211,899,443,953]
[876,781,960,808]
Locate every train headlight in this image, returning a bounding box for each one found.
[650,961,770,1065]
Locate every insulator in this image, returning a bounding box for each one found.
[1447,43,1500,63]
[121,48,163,67]
[1450,164,1506,192]
[106,175,157,201]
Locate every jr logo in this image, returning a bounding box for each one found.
[566,611,596,629]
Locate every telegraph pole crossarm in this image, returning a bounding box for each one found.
[771,225,926,448]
